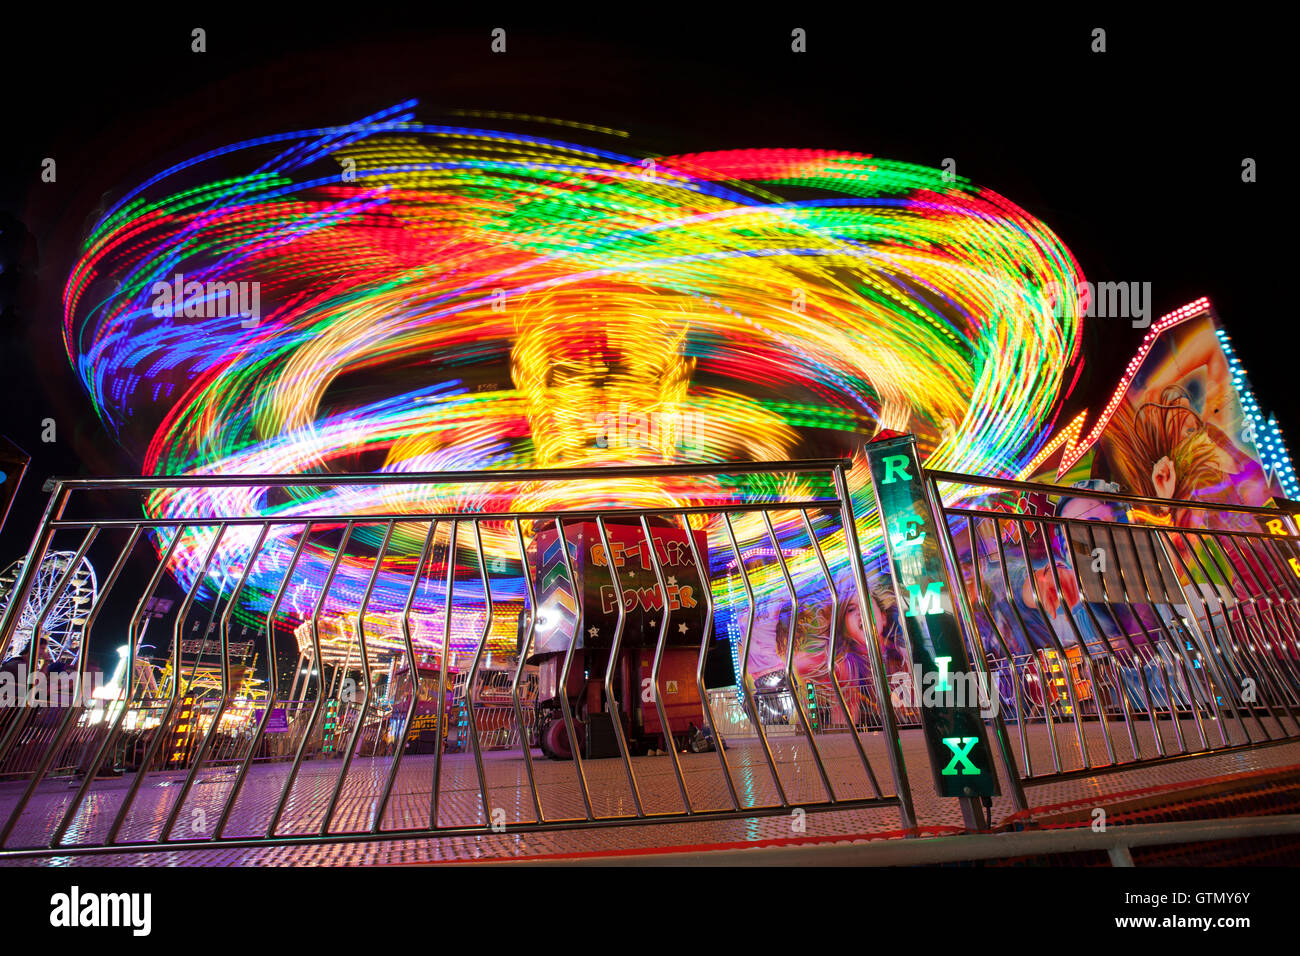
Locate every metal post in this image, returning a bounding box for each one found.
[832,462,917,831]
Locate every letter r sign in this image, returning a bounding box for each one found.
[880,455,911,485]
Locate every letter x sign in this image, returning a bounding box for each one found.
[940,736,981,775]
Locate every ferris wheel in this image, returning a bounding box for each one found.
[0,551,98,666]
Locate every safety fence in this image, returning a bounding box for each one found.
[926,470,1300,802]
[0,459,914,856]
[1,458,1299,857]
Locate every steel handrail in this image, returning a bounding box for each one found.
[45,458,854,490]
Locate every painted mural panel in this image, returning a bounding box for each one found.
[1093,314,1279,527]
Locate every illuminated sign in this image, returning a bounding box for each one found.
[865,435,999,798]
[525,521,709,658]
[254,706,290,733]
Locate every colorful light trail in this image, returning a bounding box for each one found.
[63,103,1087,624]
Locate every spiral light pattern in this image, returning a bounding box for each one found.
[63,103,1086,622]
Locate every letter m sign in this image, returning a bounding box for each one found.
[904,581,944,617]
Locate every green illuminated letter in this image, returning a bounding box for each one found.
[934,655,952,692]
[904,581,945,617]
[880,454,911,485]
[940,736,981,775]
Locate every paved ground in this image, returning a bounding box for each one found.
[2,716,1298,865]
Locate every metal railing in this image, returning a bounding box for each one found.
[927,470,1300,801]
[3,456,1299,859]
[0,459,915,856]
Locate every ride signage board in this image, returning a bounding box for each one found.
[254,707,290,733]
[865,434,999,798]
[525,520,709,659]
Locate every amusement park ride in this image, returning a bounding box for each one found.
[0,551,97,669]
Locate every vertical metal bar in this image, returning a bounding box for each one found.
[593,516,645,816]
[1226,535,1300,709]
[217,522,314,838]
[321,520,396,835]
[552,517,595,819]
[1142,529,1221,742]
[265,521,354,837]
[0,517,90,767]
[0,483,68,662]
[161,523,271,841]
[184,575,229,694]
[832,462,916,830]
[991,518,1064,773]
[288,650,306,704]
[1250,536,1300,661]
[721,511,788,807]
[1235,535,1300,663]
[52,526,186,847]
[328,643,352,701]
[1208,534,1279,729]
[1211,534,1286,707]
[430,522,459,826]
[800,508,882,798]
[1256,536,1300,684]
[507,519,545,825]
[1255,536,1300,670]
[1082,523,1168,755]
[463,520,494,827]
[1102,523,1182,754]
[1210,532,1295,731]
[1258,530,1300,606]
[1054,516,1142,761]
[1170,528,1264,743]
[681,512,741,810]
[1122,526,1210,750]
[373,520,438,832]
[760,510,835,802]
[639,514,695,813]
[107,523,228,845]
[965,515,1037,775]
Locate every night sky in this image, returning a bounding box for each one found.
[0,10,1288,680]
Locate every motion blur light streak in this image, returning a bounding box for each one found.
[62,104,1086,621]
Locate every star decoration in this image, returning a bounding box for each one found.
[587,626,600,638]
[678,622,689,634]
[667,575,677,586]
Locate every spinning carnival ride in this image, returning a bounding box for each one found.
[60,103,1088,670]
